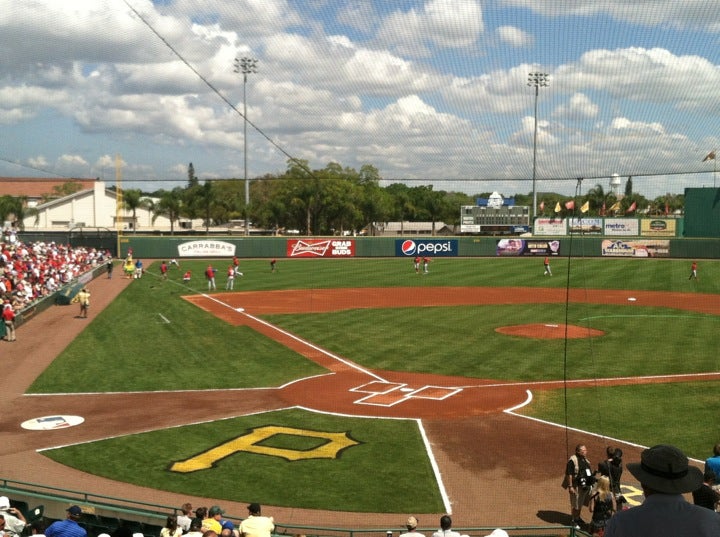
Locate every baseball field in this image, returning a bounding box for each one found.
[8,255,720,529]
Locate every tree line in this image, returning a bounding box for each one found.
[0,162,685,234]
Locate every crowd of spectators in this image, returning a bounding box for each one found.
[0,229,111,312]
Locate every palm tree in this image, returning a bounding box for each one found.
[121,189,151,233]
[0,195,38,230]
[151,188,184,235]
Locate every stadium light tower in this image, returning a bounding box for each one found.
[233,56,259,236]
[527,72,549,222]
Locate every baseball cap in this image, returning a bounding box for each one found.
[67,506,83,516]
[0,497,9,509]
[208,506,224,517]
[406,517,418,529]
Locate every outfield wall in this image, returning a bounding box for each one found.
[119,235,720,260]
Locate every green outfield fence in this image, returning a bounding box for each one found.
[0,480,589,537]
[110,235,720,260]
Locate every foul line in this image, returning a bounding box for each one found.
[199,293,386,383]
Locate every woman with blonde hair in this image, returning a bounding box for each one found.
[589,475,615,536]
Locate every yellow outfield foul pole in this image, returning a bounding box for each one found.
[115,154,123,257]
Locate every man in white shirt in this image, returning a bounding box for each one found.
[238,504,273,537]
[430,516,460,537]
[0,497,26,537]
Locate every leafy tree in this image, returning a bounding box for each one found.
[625,176,633,197]
[0,196,38,230]
[187,163,198,188]
[40,181,84,203]
[385,183,418,234]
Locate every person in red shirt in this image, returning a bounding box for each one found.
[689,261,698,281]
[225,265,235,290]
[160,260,168,280]
[413,256,421,274]
[544,256,552,276]
[205,265,217,290]
[2,304,16,342]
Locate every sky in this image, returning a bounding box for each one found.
[3,0,720,198]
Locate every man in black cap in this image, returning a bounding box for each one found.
[605,444,720,536]
[45,506,87,537]
[238,504,273,537]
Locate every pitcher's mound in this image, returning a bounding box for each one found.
[496,323,605,339]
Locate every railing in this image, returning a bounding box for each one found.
[0,478,590,537]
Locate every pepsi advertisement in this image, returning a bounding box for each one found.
[396,239,459,257]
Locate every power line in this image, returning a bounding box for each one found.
[122,0,318,181]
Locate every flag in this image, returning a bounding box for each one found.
[554,202,561,213]
[564,200,575,210]
[539,201,545,212]
[609,201,621,213]
[626,201,637,214]
[600,202,606,216]
[703,151,716,162]
[580,201,590,213]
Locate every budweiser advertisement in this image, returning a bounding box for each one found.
[287,239,356,257]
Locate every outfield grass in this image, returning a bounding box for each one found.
[33,256,720,510]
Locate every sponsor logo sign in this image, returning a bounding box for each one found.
[287,239,355,257]
[604,218,639,236]
[497,239,561,256]
[533,218,566,235]
[640,218,676,237]
[22,415,85,430]
[569,218,603,234]
[178,240,236,257]
[601,239,670,257]
[395,239,458,257]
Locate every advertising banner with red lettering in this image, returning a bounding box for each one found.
[287,239,356,257]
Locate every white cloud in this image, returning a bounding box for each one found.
[495,26,532,47]
[554,93,599,120]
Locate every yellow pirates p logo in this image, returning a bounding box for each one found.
[171,425,359,473]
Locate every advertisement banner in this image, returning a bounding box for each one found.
[604,218,639,236]
[395,239,458,257]
[640,219,677,237]
[533,218,566,235]
[569,218,603,234]
[178,240,236,257]
[287,239,356,257]
[601,239,670,257]
[496,239,561,256]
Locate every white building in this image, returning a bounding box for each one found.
[22,180,202,231]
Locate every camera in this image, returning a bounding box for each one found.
[578,474,597,488]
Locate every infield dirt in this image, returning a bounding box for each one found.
[1,276,717,529]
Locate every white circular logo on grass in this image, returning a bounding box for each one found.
[22,415,84,431]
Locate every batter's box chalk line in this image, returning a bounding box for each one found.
[350,380,463,407]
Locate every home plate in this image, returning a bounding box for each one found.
[235,307,245,312]
[628,297,637,302]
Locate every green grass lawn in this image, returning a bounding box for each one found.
[42,408,444,513]
[518,381,720,462]
[32,256,720,511]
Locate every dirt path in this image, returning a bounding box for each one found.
[1,283,717,529]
